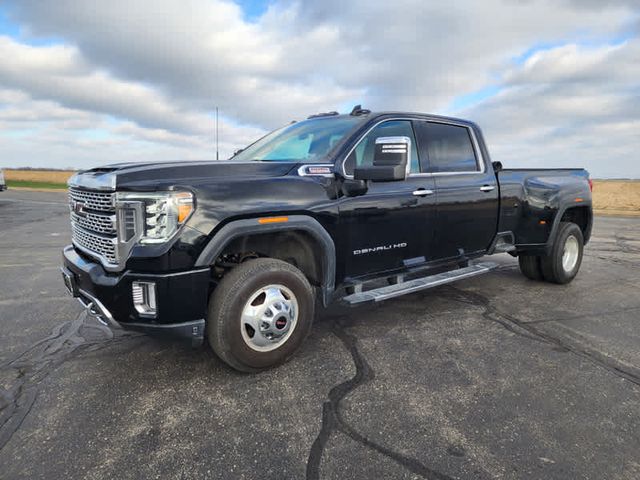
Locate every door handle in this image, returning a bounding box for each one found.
[480,185,495,192]
[412,189,434,196]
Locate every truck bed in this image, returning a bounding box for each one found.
[497,168,591,247]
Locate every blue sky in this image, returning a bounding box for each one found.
[236,0,271,22]
[0,8,19,37]
[0,5,64,46]
[0,0,638,177]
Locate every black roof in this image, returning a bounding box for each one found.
[303,110,478,129]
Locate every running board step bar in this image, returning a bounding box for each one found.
[343,262,498,305]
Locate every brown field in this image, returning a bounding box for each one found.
[2,169,639,216]
[592,180,640,216]
[4,169,76,184]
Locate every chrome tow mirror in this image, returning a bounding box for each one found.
[353,136,411,182]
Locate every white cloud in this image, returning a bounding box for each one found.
[2,0,363,127]
[0,36,218,134]
[9,0,632,120]
[0,87,264,168]
[463,38,640,178]
[0,0,638,176]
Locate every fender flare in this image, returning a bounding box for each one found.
[195,215,336,306]
[545,202,593,254]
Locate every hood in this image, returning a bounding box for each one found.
[68,161,298,191]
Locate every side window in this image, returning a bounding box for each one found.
[344,120,420,175]
[416,122,479,173]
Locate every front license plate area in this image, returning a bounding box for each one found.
[61,268,79,297]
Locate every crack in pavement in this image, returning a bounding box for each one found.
[307,272,640,479]
[306,318,454,480]
[585,233,640,267]
[584,251,640,268]
[441,286,640,388]
[523,305,640,324]
[614,234,640,255]
[0,311,142,452]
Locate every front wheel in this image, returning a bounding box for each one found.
[540,222,584,284]
[208,258,315,372]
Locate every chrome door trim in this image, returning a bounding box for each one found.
[338,117,486,179]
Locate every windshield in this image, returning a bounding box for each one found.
[232,116,364,163]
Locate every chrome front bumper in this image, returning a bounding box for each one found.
[62,266,120,328]
[60,251,207,347]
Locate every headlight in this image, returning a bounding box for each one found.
[116,191,194,244]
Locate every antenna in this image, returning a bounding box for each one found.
[350,104,371,116]
[215,107,219,161]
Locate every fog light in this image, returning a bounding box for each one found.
[132,281,157,318]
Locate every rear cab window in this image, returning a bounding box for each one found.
[415,121,481,173]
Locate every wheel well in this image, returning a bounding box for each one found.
[214,230,323,286]
[560,206,591,240]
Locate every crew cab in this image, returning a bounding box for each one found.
[61,107,593,372]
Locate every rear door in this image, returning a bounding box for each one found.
[413,120,499,260]
[337,119,437,280]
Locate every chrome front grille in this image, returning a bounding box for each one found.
[69,187,118,266]
[69,187,114,212]
[71,223,118,264]
[71,211,116,235]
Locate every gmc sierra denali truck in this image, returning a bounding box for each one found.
[61,107,593,372]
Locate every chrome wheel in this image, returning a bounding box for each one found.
[562,235,579,272]
[240,284,298,352]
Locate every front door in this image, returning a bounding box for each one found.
[337,119,437,280]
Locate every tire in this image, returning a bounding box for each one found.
[208,258,315,372]
[518,255,543,281]
[540,222,584,284]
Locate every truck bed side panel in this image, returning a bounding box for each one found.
[497,169,592,249]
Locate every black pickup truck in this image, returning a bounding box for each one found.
[61,107,593,371]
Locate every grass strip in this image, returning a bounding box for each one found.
[6,180,68,190]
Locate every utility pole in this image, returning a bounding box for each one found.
[215,107,219,161]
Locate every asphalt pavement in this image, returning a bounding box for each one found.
[0,189,639,480]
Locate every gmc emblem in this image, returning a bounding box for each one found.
[71,199,87,217]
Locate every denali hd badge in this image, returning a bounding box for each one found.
[354,243,407,255]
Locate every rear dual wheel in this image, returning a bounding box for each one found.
[518,222,584,284]
[518,255,543,281]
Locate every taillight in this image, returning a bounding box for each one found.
[588,178,593,192]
